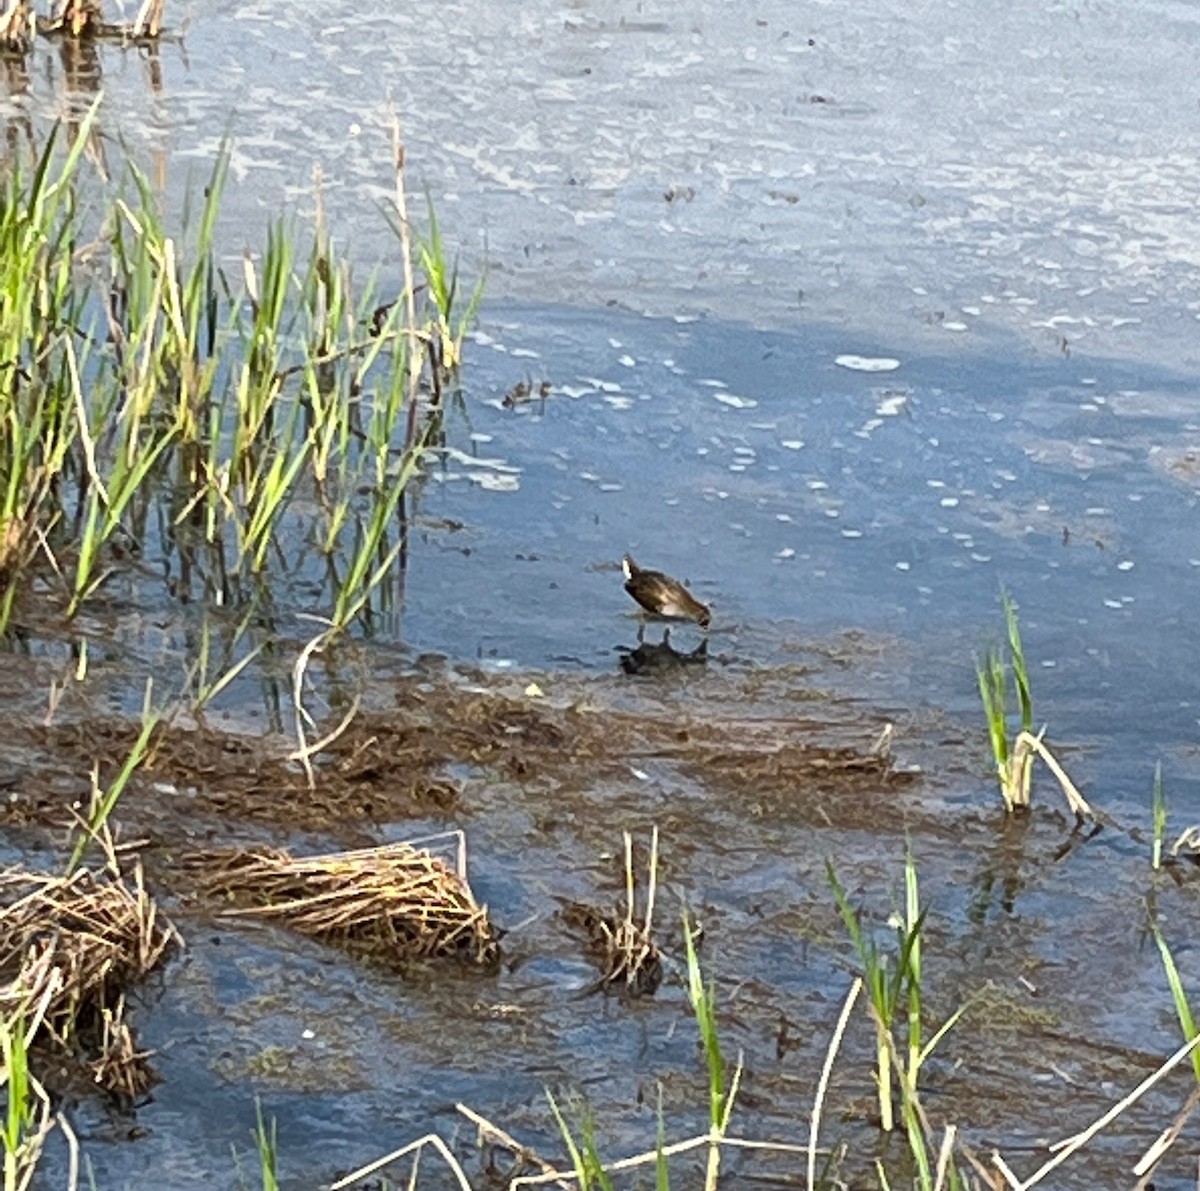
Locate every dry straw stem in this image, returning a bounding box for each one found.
[1133,1084,1200,1188]
[455,1102,567,1185]
[508,1133,812,1188]
[1012,729,1093,819]
[133,0,162,36]
[390,112,424,411]
[1170,823,1200,857]
[328,1131,472,1191]
[808,976,862,1191]
[0,855,178,1094]
[288,618,362,791]
[191,834,499,966]
[991,1029,1200,1190]
[559,827,663,996]
[290,620,332,792]
[622,825,661,991]
[612,826,661,993]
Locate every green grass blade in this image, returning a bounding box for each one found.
[1002,590,1033,732]
[1153,926,1200,1084]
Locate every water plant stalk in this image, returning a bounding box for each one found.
[1151,761,1166,871]
[976,592,1093,818]
[66,680,160,876]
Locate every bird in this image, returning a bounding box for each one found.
[622,555,711,628]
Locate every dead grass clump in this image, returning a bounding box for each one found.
[0,857,179,1097]
[190,835,500,969]
[41,0,165,38]
[560,829,662,998]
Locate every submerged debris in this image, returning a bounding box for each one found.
[560,900,663,997]
[0,857,179,1098]
[189,836,500,969]
[34,668,919,845]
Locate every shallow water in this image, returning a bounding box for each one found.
[6,0,1200,1187]
[22,0,1200,371]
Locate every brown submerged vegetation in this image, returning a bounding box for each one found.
[27,670,914,840]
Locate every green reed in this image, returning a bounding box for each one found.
[976,591,1035,812]
[66,680,161,876]
[828,859,905,1133]
[231,1099,281,1191]
[828,851,964,1136]
[415,190,484,375]
[683,910,740,1191]
[0,1011,33,1191]
[1152,926,1200,1085]
[0,120,480,638]
[253,1099,280,1191]
[547,1092,615,1191]
[975,592,1093,818]
[534,910,741,1191]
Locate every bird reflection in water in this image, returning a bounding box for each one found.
[618,626,709,676]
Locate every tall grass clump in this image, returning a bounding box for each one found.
[0,116,481,645]
[975,592,1093,818]
[828,852,963,1136]
[0,105,98,629]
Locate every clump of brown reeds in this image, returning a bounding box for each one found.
[189,834,500,968]
[42,0,163,38]
[0,0,167,53]
[0,854,179,1097]
[0,0,34,51]
[560,827,662,997]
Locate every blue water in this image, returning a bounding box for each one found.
[7,1,1200,1187]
